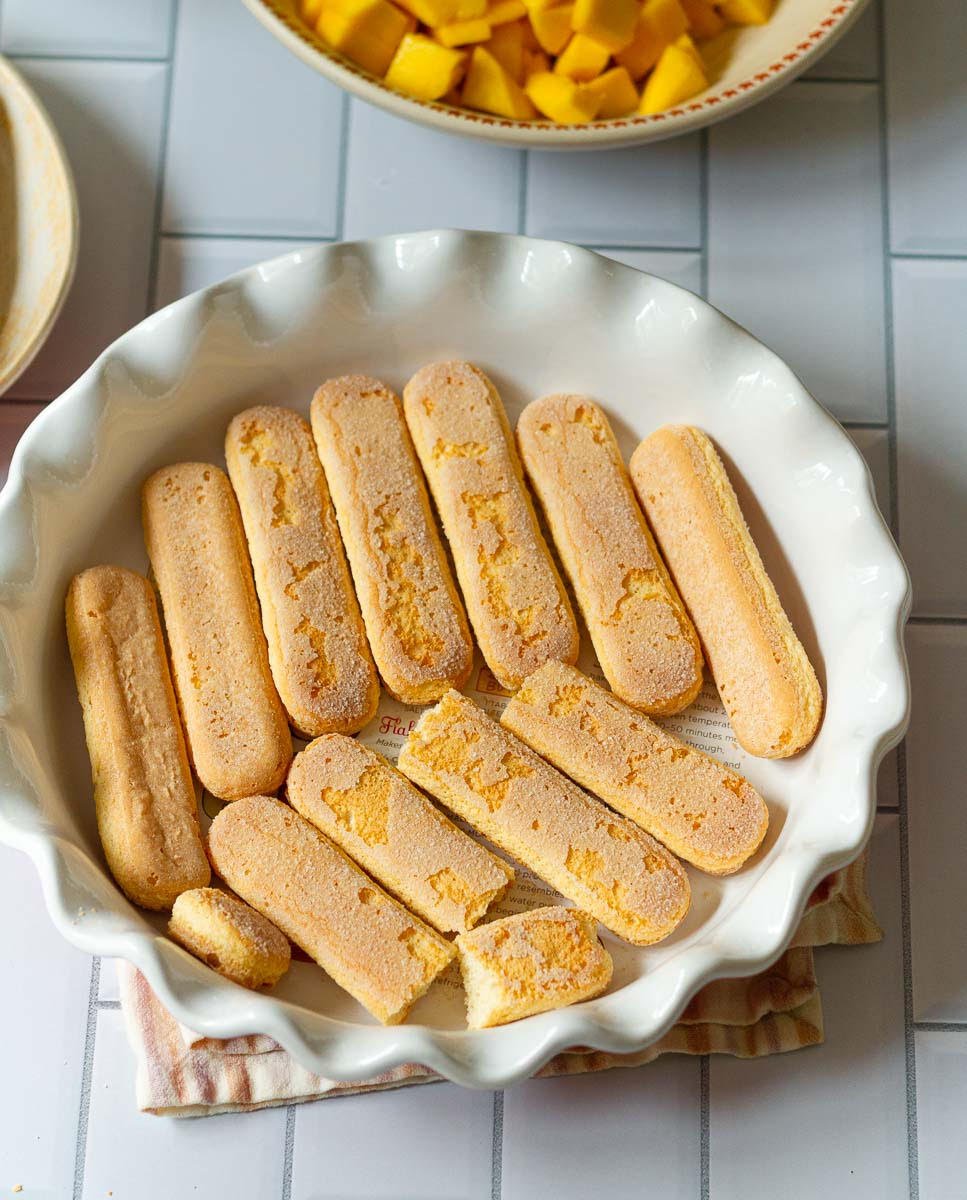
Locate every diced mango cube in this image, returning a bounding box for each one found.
[719,0,773,23]
[437,16,492,43]
[554,33,611,81]
[385,32,467,98]
[614,0,686,78]
[462,45,537,116]
[638,33,707,112]
[571,0,638,53]
[317,0,415,76]
[674,31,704,70]
[394,0,460,27]
[585,63,637,115]
[486,20,527,79]
[526,71,602,121]
[302,0,325,23]
[488,0,528,23]
[455,0,488,16]
[529,3,574,53]
[680,0,723,38]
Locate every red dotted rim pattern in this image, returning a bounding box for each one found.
[252,0,861,132]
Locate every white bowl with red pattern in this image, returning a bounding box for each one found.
[242,0,871,147]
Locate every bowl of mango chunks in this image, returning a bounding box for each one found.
[243,0,870,146]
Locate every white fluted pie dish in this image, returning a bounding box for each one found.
[0,230,909,1087]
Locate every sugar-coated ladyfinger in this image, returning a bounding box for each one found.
[66,565,210,910]
[288,735,514,934]
[517,395,703,715]
[630,426,822,758]
[457,906,612,1029]
[502,661,768,874]
[169,888,291,990]
[402,362,578,690]
[398,691,689,945]
[310,377,473,704]
[142,463,292,799]
[207,796,455,1025]
[225,406,379,736]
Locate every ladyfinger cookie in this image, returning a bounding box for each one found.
[457,906,612,1029]
[288,734,514,934]
[630,426,823,758]
[226,406,379,735]
[142,463,292,799]
[397,691,689,945]
[402,362,578,690]
[310,377,473,704]
[502,661,768,874]
[169,887,291,990]
[207,795,455,1025]
[66,566,210,910]
[517,395,703,715]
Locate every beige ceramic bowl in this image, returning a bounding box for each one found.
[243,0,871,148]
[0,56,78,396]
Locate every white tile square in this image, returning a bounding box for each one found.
[10,59,167,400]
[906,624,967,1023]
[162,0,344,237]
[501,1056,700,1200]
[893,259,967,617]
[290,1081,493,1198]
[81,1010,286,1198]
[526,138,702,248]
[886,0,967,253]
[915,1030,967,1200]
[0,0,172,57]
[708,82,887,424]
[848,425,892,528]
[343,101,521,240]
[710,815,907,1198]
[0,846,92,1198]
[601,248,703,295]
[154,236,318,308]
[0,403,44,479]
[804,1,879,80]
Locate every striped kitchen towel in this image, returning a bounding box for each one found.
[118,851,880,1117]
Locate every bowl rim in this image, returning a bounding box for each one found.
[0,54,80,396]
[0,230,912,1088]
[241,0,872,148]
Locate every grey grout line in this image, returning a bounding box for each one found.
[698,128,710,301]
[897,739,920,1199]
[8,50,169,63]
[159,230,333,244]
[699,1056,710,1200]
[95,999,120,1010]
[517,150,529,235]
[844,419,890,430]
[280,1105,297,1200]
[144,0,181,315]
[913,1022,967,1033]
[892,250,967,262]
[72,956,102,1200]
[907,614,967,626]
[585,242,703,255]
[797,74,879,85]
[333,93,352,241]
[877,1,918,1187]
[491,1090,504,1200]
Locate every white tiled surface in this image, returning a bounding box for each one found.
[290,1082,495,1199]
[710,815,909,1199]
[914,1031,967,1200]
[708,81,887,424]
[906,624,967,1025]
[2,0,965,1195]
